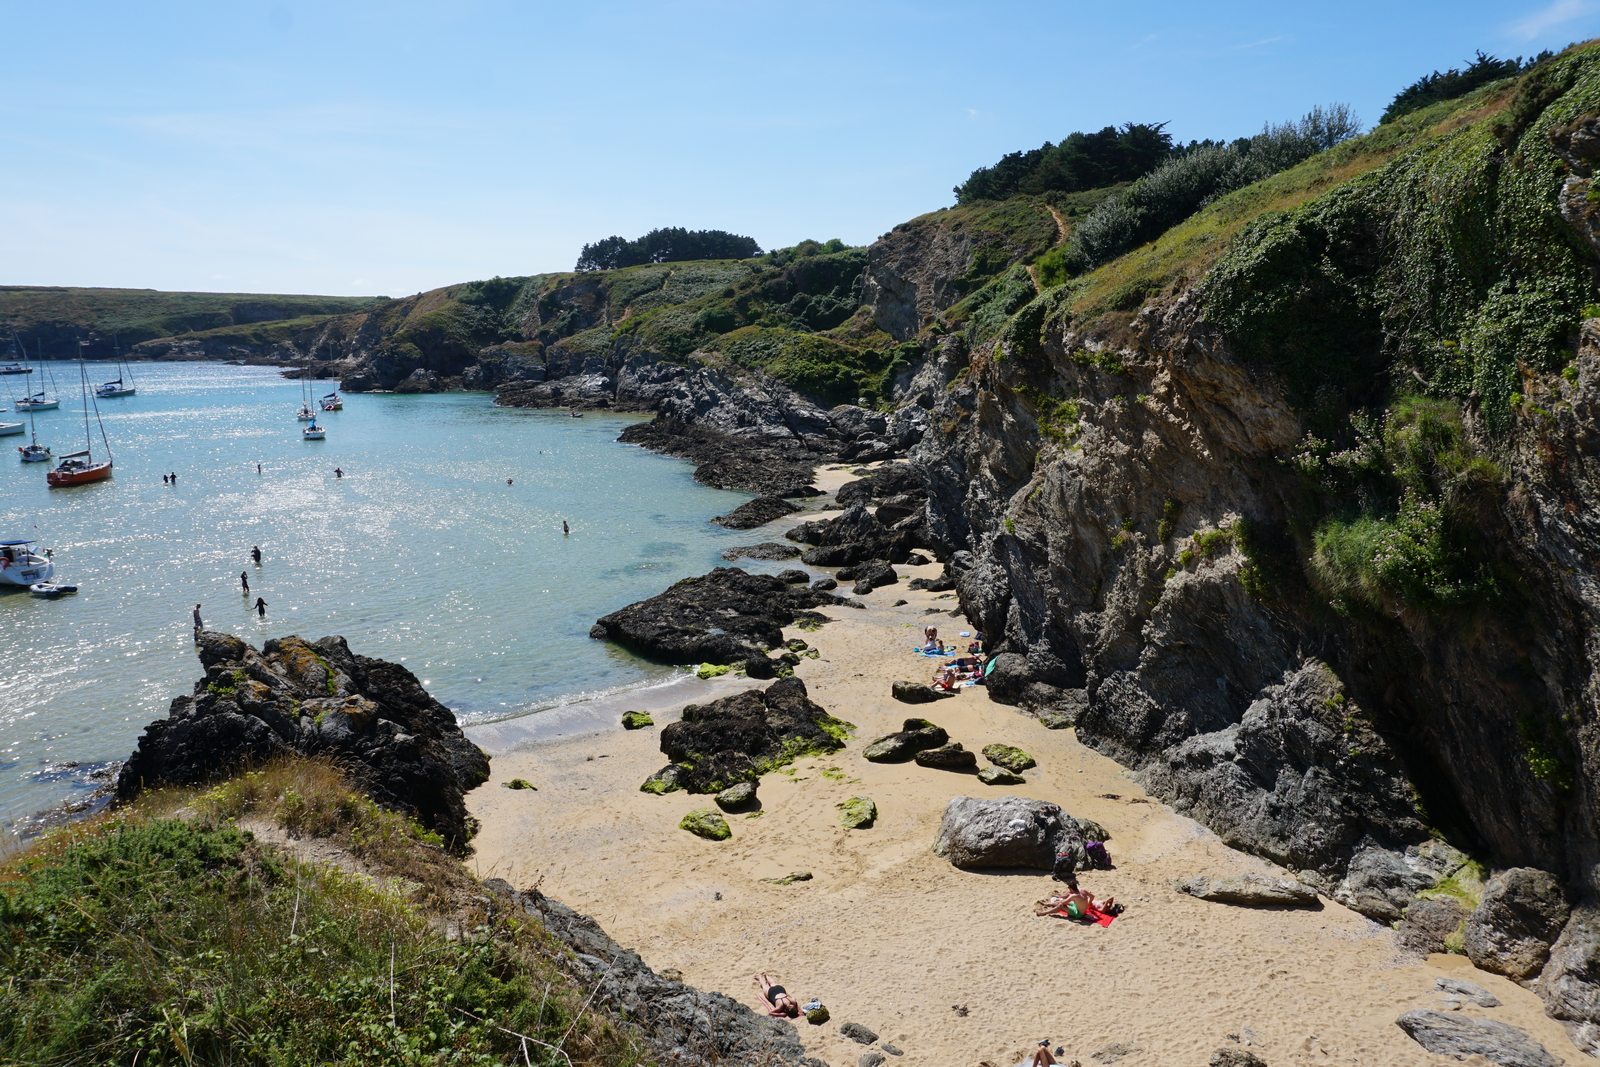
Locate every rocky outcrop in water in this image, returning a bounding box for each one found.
[590,567,854,665]
[619,419,829,496]
[115,632,490,852]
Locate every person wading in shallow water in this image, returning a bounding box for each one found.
[240,571,249,594]
[563,520,569,535]
[251,546,262,564]
[254,597,267,618]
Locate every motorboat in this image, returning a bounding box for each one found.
[29,582,79,598]
[303,421,326,440]
[48,450,113,486]
[0,422,21,436]
[321,392,342,411]
[0,363,31,375]
[15,394,59,411]
[0,541,55,587]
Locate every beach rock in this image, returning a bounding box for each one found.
[981,744,1036,773]
[913,743,978,771]
[721,542,802,562]
[933,795,1084,870]
[760,871,812,885]
[777,569,811,584]
[853,559,898,589]
[840,1022,879,1044]
[891,680,953,705]
[981,653,1033,705]
[1537,906,1600,1051]
[591,567,850,665]
[1079,818,1111,843]
[978,765,1026,785]
[1436,977,1502,1008]
[716,781,758,811]
[862,720,949,761]
[880,1043,902,1056]
[641,765,683,795]
[1332,843,1442,922]
[859,1054,885,1067]
[1209,1051,1267,1067]
[1464,868,1572,982]
[658,676,853,793]
[1037,706,1079,729]
[1398,897,1471,956]
[906,575,954,592]
[835,463,924,507]
[745,655,779,680]
[790,504,915,566]
[116,632,489,853]
[1090,1043,1142,1064]
[617,419,827,497]
[811,578,838,591]
[837,796,877,829]
[712,495,802,530]
[504,883,818,1067]
[1395,1011,1563,1066]
[506,778,536,790]
[679,808,731,841]
[621,711,655,729]
[1174,874,1321,908]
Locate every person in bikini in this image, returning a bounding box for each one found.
[753,973,800,1018]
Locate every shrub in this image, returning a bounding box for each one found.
[577,227,761,270]
[1381,50,1546,124]
[954,122,1175,203]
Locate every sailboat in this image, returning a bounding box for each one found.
[94,334,136,398]
[299,373,326,437]
[46,348,113,487]
[13,336,59,411]
[17,386,51,461]
[320,391,342,411]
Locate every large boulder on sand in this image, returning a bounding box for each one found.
[914,742,978,770]
[1464,868,1572,982]
[1395,1011,1563,1067]
[933,795,1084,870]
[891,680,952,705]
[655,676,853,794]
[1174,874,1321,908]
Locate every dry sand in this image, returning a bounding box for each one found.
[468,466,1582,1067]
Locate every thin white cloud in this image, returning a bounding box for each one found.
[1232,36,1287,52]
[1510,0,1592,41]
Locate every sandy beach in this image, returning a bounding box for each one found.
[467,466,1584,1067]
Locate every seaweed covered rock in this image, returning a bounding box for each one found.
[981,744,1036,773]
[656,677,853,793]
[621,711,655,730]
[591,567,849,665]
[116,632,490,852]
[716,781,759,811]
[721,542,802,561]
[978,765,1026,785]
[680,808,732,841]
[862,719,949,761]
[837,796,877,829]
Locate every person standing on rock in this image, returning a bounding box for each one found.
[192,604,204,640]
[240,571,250,594]
[254,597,268,618]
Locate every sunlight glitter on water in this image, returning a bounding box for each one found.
[0,362,772,824]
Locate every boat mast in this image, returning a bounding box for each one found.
[76,343,91,456]
[85,343,113,463]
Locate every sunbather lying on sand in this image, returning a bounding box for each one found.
[1035,888,1118,918]
[1029,1039,1058,1066]
[754,973,800,1017]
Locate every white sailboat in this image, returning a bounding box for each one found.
[17,393,51,462]
[13,336,60,411]
[0,540,55,587]
[299,374,326,438]
[94,334,136,398]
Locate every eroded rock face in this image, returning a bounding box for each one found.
[116,632,489,852]
[653,677,852,794]
[591,567,850,665]
[933,795,1082,870]
[1465,868,1572,982]
[1539,907,1600,1054]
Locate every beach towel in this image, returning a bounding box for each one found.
[912,646,951,656]
[1036,897,1116,927]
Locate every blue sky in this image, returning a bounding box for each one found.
[2,0,1593,297]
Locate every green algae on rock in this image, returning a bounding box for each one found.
[640,765,683,795]
[621,711,655,730]
[837,796,877,829]
[981,744,1037,772]
[679,808,732,840]
[505,778,537,790]
[978,765,1026,786]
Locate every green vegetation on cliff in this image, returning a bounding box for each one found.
[576,227,762,271]
[1,286,382,356]
[0,759,649,1067]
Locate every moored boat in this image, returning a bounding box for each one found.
[303,421,326,439]
[321,392,342,411]
[297,404,316,421]
[0,422,21,436]
[18,442,51,462]
[29,582,79,598]
[0,363,31,375]
[15,394,59,411]
[0,541,55,587]
[94,336,136,397]
[47,450,113,486]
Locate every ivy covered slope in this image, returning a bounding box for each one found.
[914,41,1600,1029]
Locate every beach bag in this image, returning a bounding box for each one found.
[1051,851,1077,883]
[1085,841,1112,870]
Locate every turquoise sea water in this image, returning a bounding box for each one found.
[0,361,768,827]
